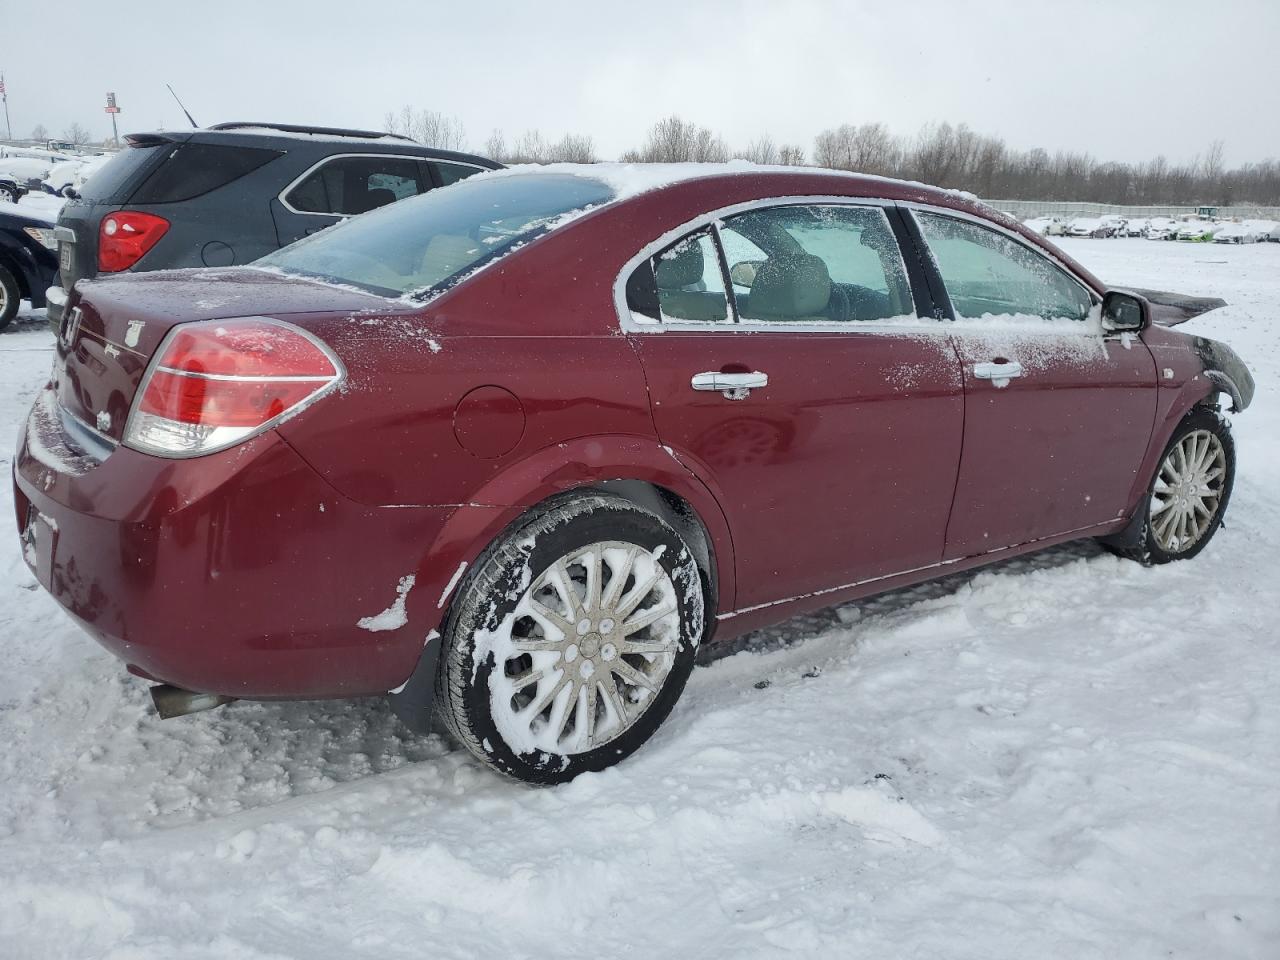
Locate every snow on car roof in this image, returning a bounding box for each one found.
[0,198,60,224]
[468,161,981,206]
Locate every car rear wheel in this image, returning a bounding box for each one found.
[438,493,705,784]
[0,184,17,204]
[0,263,21,331]
[1106,409,1235,564]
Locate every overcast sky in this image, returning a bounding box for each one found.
[3,0,1277,166]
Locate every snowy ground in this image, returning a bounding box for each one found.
[1,239,1277,959]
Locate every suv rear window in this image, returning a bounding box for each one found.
[130,142,283,204]
[259,173,613,298]
[75,142,166,202]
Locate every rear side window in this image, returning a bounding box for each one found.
[284,156,428,216]
[75,143,166,202]
[651,230,730,323]
[130,142,283,203]
[720,205,913,322]
[432,161,485,186]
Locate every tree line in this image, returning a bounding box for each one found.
[386,107,1280,207]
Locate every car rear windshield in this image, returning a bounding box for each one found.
[257,173,614,298]
[76,142,167,202]
[130,142,284,203]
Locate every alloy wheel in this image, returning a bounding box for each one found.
[489,541,682,756]
[1149,429,1227,553]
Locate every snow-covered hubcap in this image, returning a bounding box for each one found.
[1150,429,1227,553]
[490,541,681,756]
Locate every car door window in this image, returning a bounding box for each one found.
[916,212,1093,322]
[431,161,484,186]
[719,205,913,322]
[285,156,429,216]
[640,229,730,323]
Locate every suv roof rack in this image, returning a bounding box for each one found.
[208,122,415,142]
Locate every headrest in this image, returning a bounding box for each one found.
[655,239,705,289]
[748,254,832,320]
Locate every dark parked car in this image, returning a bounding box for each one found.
[0,204,59,330]
[46,121,502,331]
[14,167,1253,784]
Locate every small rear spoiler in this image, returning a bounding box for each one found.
[1130,288,1227,326]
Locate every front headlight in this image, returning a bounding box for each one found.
[22,226,58,250]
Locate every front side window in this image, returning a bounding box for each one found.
[284,155,428,216]
[719,205,913,322]
[916,212,1093,322]
[260,173,613,297]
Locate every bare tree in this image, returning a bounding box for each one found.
[30,124,48,142]
[778,144,806,166]
[736,134,778,165]
[548,133,596,163]
[484,129,507,163]
[626,116,729,163]
[382,106,467,151]
[63,122,91,147]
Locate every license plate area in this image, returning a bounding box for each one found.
[59,242,73,273]
[20,506,57,589]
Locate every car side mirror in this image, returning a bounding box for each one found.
[1102,290,1150,333]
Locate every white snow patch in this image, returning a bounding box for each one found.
[437,562,468,609]
[356,574,415,632]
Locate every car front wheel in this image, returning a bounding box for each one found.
[438,493,705,784]
[1109,409,1235,564]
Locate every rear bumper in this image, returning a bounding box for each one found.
[44,285,65,332]
[13,386,486,699]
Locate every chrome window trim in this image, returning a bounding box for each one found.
[614,195,929,336]
[276,153,487,217]
[900,201,1101,322]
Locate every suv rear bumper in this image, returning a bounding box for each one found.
[44,285,66,333]
[13,386,479,699]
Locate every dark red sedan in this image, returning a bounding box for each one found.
[13,166,1253,783]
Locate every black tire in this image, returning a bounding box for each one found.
[0,184,17,204]
[1103,408,1235,565]
[438,492,705,784]
[0,263,21,332]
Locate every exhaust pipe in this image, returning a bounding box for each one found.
[150,684,236,719]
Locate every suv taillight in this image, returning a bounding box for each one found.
[98,211,170,272]
[124,317,343,458]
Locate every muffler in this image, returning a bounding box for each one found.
[150,684,236,719]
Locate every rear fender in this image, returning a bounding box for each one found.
[388,435,736,728]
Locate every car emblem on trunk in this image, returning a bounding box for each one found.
[96,411,112,433]
[124,320,145,348]
[61,307,83,348]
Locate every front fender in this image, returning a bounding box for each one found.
[1193,336,1255,412]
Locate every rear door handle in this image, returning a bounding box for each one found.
[691,371,768,400]
[973,360,1024,384]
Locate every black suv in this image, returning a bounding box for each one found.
[48,122,502,330]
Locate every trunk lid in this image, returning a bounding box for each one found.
[54,267,394,444]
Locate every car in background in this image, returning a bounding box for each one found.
[1067,217,1115,238]
[42,155,112,198]
[1177,221,1222,242]
[14,165,1254,783]
[1100,215,1128,235]
[1124,218,1151,237]
[1023,216,1068,236]
[0,202,59,330]
[47,122,502,332]
[1146,218,1182,240]
[0,156,53,204]
[1213,220,1276,244]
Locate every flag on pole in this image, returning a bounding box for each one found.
[0,75,7,99]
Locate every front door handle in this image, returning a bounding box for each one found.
[691,370,768,400]
[973,360,1024,386]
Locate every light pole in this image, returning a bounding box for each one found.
[106,92,120,146]
[1,74,11,141]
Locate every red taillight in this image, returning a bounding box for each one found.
[125,317,342,457]
[98,211,170,272]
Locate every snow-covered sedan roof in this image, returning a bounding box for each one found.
[466,161,982,207]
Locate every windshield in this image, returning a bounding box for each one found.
[258,173,614,298]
